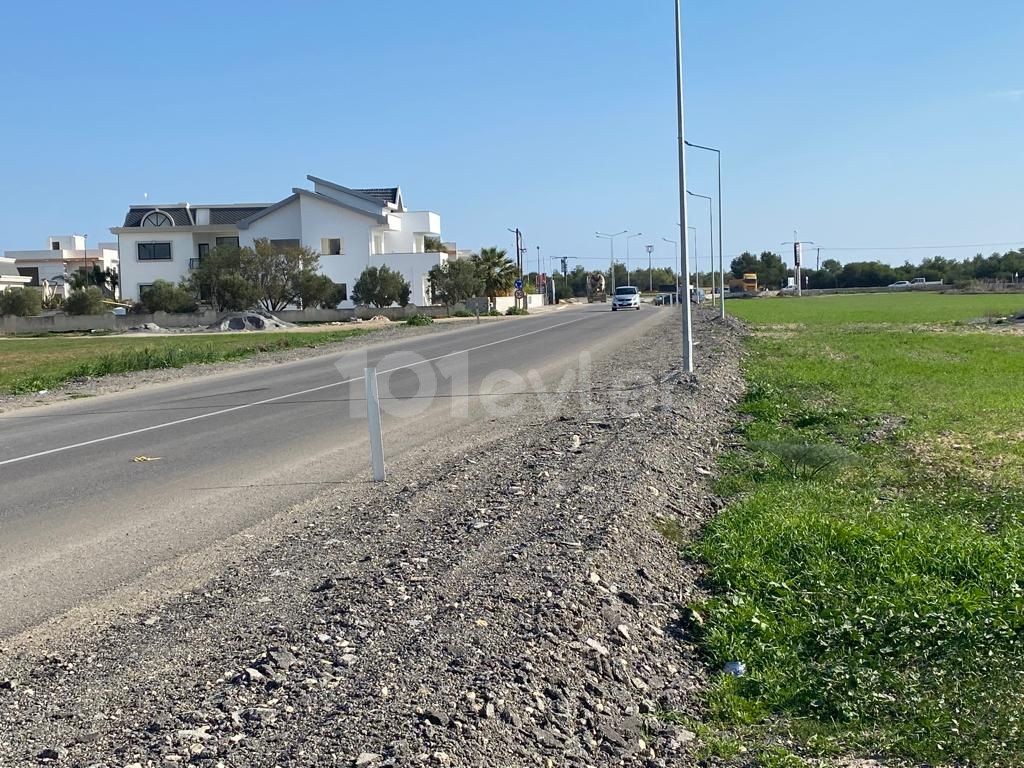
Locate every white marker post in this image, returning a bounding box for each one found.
[364,366,386,482]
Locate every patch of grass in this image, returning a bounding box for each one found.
[0,329,369,394]
[728,291,1024,326]
[694,293,1024,764]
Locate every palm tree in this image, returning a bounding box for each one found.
[472,247,518,299]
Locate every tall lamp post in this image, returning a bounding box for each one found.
[595,230,626,292]
[673,0,694,373]
[687,226,698,295]
[686,140,725,319]
[687,191,714,306]
[645,244,654,291]
[662,237,679,299]
[625,231,643,287]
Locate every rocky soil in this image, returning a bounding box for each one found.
[0,310,745,767]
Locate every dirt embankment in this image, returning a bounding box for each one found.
[0,311,744,767]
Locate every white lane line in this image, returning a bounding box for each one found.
[0,315,589,469]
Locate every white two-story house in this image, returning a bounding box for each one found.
[4,235,119,298]
[111,175,446,306]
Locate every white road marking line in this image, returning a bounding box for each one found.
[0,315,589,468]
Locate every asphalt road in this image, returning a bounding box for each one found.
[0,304,666,639]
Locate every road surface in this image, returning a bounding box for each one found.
[0,304,664,639]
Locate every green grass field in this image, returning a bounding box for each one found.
[0,329,369,395]
[686,293,1024,765]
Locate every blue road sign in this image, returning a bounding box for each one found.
[514,278,524,290]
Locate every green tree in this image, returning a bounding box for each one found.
[297,272,341,309]
[428,259,483,311]
[64,286,106,315]
[140,280,198,313]
[352,265,412,307]
[471,247,518,299]
[758,251,789,289]
[0,288,42,317]
[730,252,761,279]
[239,238,320,312]
[423,235,444,253]
[187,245,258,311]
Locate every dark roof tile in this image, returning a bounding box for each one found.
[355,187,399,205]
[209,207,267,225]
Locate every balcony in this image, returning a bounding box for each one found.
[188,258,202,270]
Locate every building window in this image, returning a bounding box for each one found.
[138,283,154,296]
[270,239,300,253]
[51,241,61,250]
[197,243,209,260]
[321,237,343,255]
[216,236,239,248]
[336,283,347,302]
[17,267,40,286]
[373,233,383,255]
[137,242,172,261]
[142,211,174,227]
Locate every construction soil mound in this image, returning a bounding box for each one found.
[208,311,296,332]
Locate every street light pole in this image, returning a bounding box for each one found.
[595,230,627,292]
[645,244,654,292]
[686,140,725,319]
[674,0,694,373]
[662,237,679,300]
[625,232,642,287]
[687,191,714,306]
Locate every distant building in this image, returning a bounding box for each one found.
[3,235,119,298]
[111,175,447,306]
[0,257,31,292]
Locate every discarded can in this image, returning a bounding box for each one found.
[723,661,746,677]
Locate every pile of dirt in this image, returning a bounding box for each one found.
[0,313,745,766]
[208,310,295,332]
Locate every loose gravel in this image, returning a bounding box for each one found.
[0,310,745,767]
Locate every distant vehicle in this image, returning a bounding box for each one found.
[690,287,706,304]
[587,271,607,303]
[888,280,912,290]
[728,272,758,296]
[611,285,640,311]
[911,277,943,287]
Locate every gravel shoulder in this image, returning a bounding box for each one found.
[0,310,745,767]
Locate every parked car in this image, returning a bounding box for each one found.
[611,285,641,311]
[888,280,911,290]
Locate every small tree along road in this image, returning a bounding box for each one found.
[352,265,411,308]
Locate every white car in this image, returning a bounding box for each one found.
[611,286,640,310]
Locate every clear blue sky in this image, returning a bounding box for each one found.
[1,1,1022,273]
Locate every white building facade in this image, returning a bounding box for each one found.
[111,175,446,306]
[3,235,119,298]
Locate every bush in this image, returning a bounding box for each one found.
[140,280,198,313]
[405,314,433,326]
[505,306,529,316]
[0,288,43,317]
[486,309,502,317]
[452,309,473,318]
[64,287,106,315]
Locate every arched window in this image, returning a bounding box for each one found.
[142,210,174,227]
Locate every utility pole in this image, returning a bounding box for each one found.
[645,244,654,291]
[674,0,694,373]
[508,227,524,310]
[596,231,626,292]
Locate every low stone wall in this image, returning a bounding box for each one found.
[0,305,462,335]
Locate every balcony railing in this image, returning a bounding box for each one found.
[188,258,202,270]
